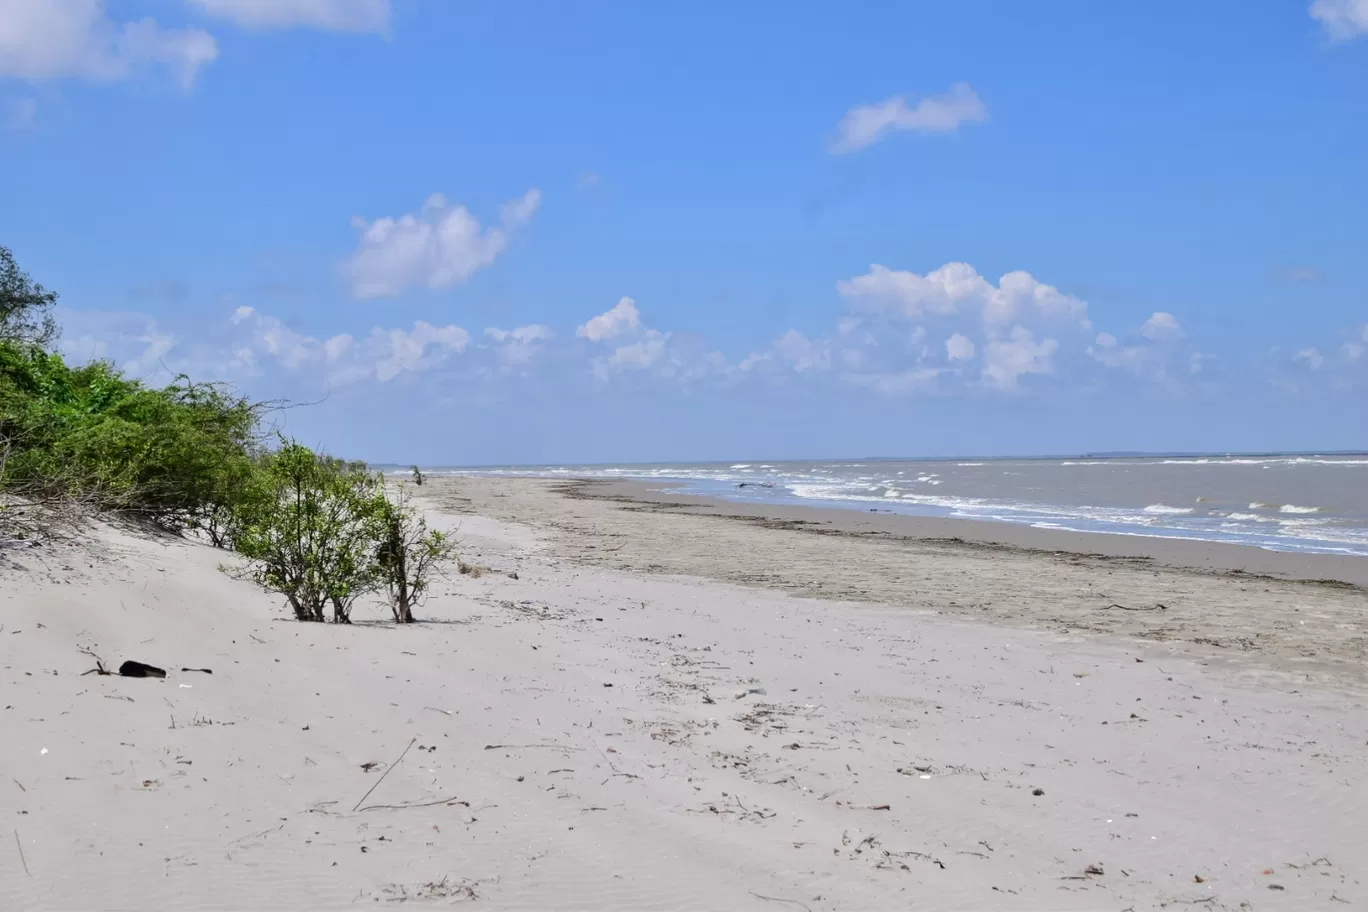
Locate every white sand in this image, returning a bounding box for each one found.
[3,479,1366,910]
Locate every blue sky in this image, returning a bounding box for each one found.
[2,0,1366,464]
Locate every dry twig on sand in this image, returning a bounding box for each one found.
[14,829,31,877]
[749,892,811,912]
[359,796,468,812]
[352,737,416,812]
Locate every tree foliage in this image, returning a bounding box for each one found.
[229,443,387,623]
[375,491,456,623]
[0,245,59,348]
[0,342,264,529]
[1,245,457,625]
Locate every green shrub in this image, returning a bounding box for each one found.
[0,342,264,530]
[375,491,457,623]
[229,441,388,623]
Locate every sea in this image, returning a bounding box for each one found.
[416,455,1368,557]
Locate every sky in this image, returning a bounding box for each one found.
[1,0,1366,465]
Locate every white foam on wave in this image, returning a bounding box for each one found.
[1279,504,1321,514]
[1143,504,1194,515]
[1226,512,1279,523]
[730,464,752,469]
[957,462,984,466]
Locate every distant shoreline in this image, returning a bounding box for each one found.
[562,478,1368,587]
[373,450,1368,471]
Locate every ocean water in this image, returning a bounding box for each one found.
[421,456,1368,557]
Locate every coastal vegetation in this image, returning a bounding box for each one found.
[0,245,454,623]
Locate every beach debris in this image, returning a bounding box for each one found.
[180,667,213,674]
[748,891,810,911]
[483,743,583,752]
[359,796,467,812]
[118,660,166,679]
[1084,863,1104,876]
[369,877,478,903]
[14,829,31,878]
[736,482,774,489]
[1268,884,1286,891]
[79,647,112,676]
[735,686,767,700]
[1031,788,1045,796]
[360,762,380,773]
[1099,603,1168,612]
[353,737,416,812]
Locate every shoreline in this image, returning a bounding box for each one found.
[569,478,1368,587]
[424,475,1368,687]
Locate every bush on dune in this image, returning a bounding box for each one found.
[1,244,457,624]
[0,344,264,531]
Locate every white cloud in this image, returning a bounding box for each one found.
[500,189,542,227]
[0,0,218,88]
[846,367,942,396]
[945,333,976,361]
[603,329,668,374]
[346,189,541,299]
[370,321,470,381]
[982,327,1058,389]
[1294,347,1325,370]
[1094,331,1118,348]
[773,329,830,372]
[1311,0,1368,40]
[831,83,987,154]
[838,262,1088,327]
[188,0,389,33]
[576,297,640,342]
[232,306,467,382]
[486,324,553,345]
[1140,311,1183,340]
[57,310,177,378]
[485,323,553,367]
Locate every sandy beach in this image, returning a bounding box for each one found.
[3,475,1366,910]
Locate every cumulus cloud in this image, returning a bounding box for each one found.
[574,298,715,382]
[1140,311,1183,340]
[187,0,390,32]
[982,327,1058,390]
[945,333,976,361]
[831,83,987,153]
[837,261,1088,328]
[0,0,218,88]
[602,330,668,375]
[59,310,176,377]
[576,297,640,342]
[1088,315,1190,382]
[346,189,541,299]
[773,329,830,373]
[1310,0,1368,40]
[232,305,468,382]
[485,323,553,367]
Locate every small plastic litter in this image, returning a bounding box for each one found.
[118,660,166,679]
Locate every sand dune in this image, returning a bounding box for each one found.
[2,479,1365,910]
